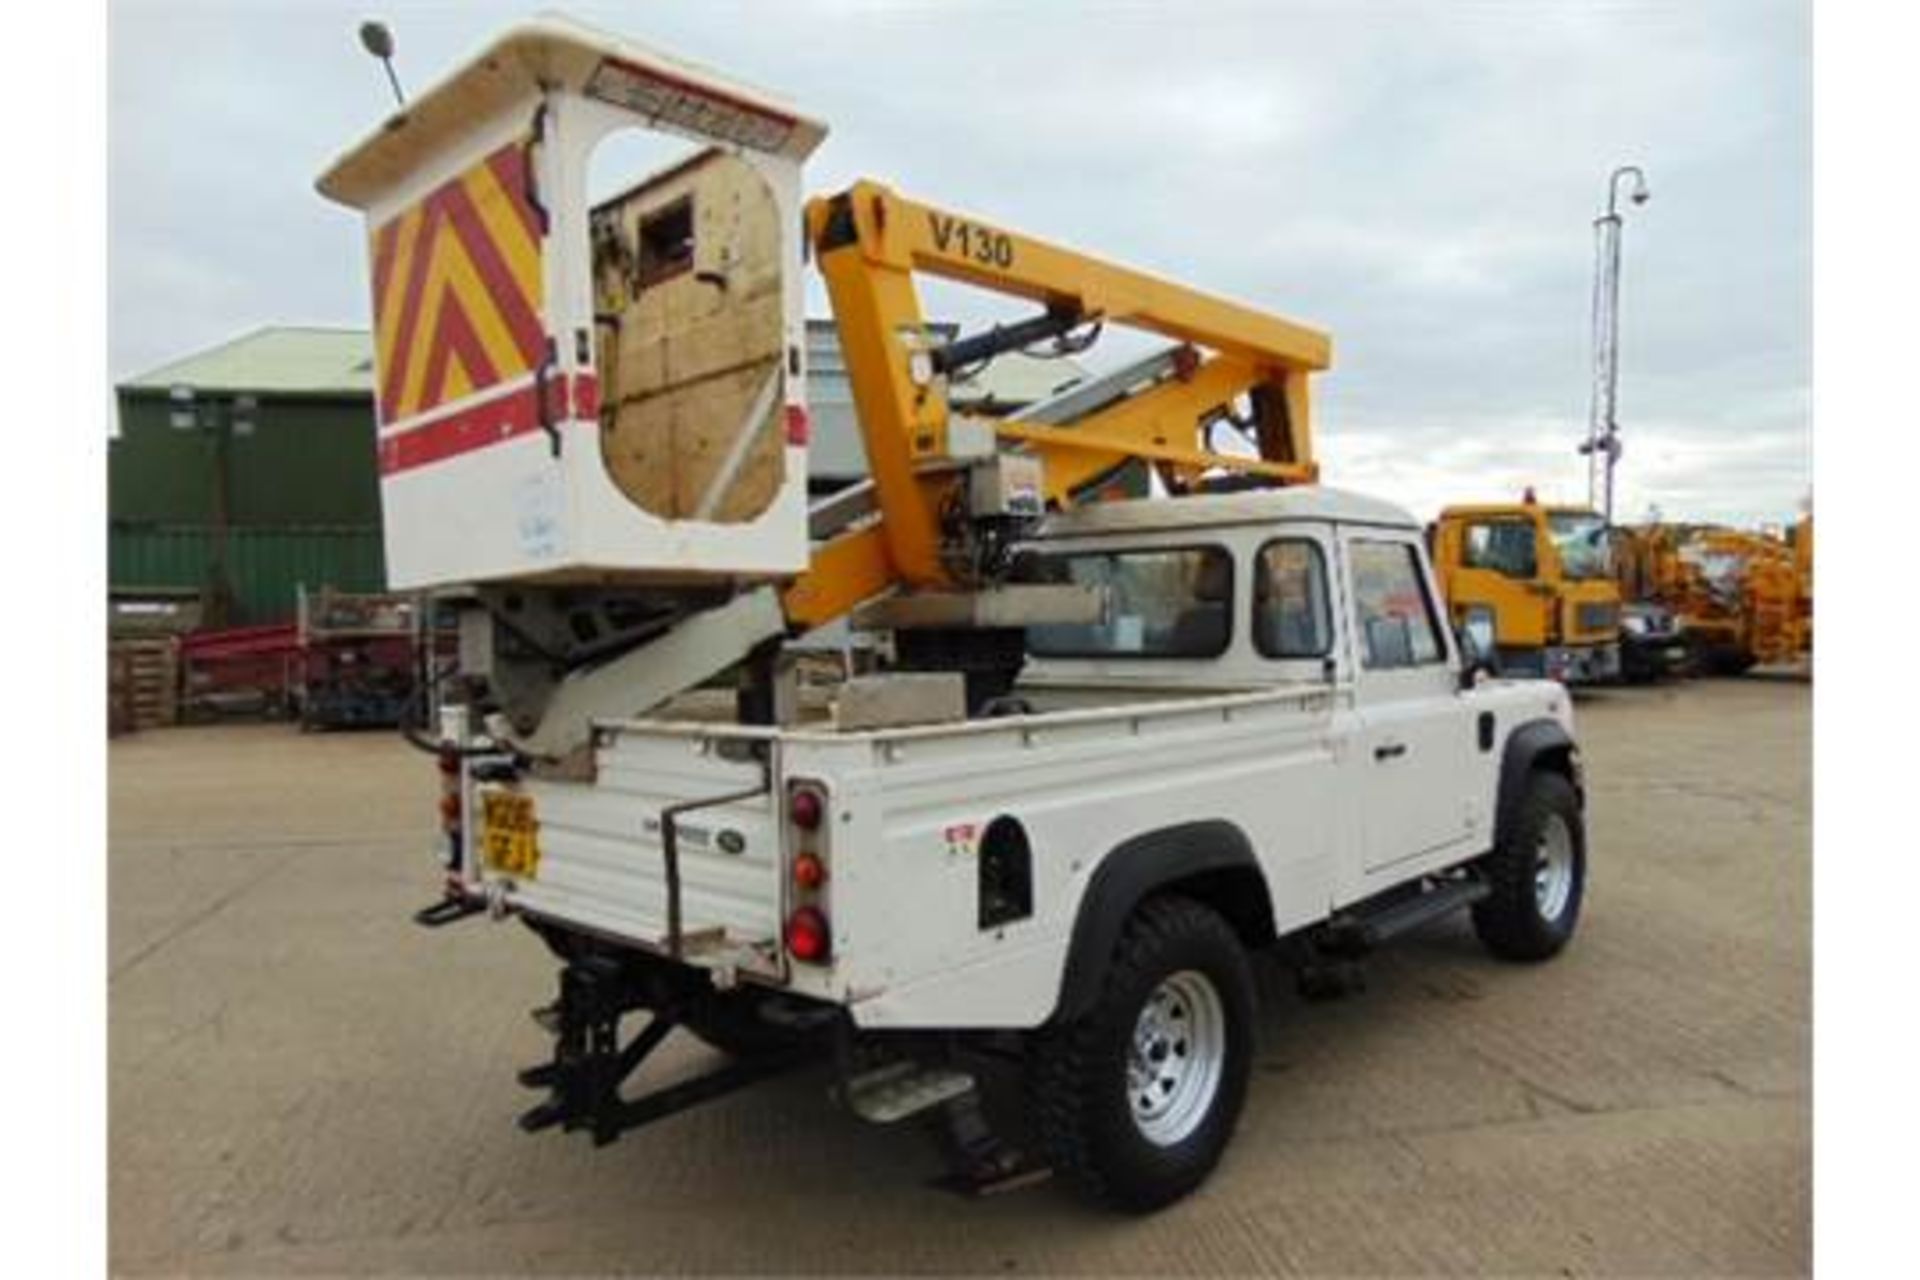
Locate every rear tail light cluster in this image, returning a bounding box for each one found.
[784,781,832,963]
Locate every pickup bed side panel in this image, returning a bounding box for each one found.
[822,694,1346,1030]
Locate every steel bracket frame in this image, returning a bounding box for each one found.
[516,956,822,1147]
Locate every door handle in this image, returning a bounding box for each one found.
[1374,742,1408,761]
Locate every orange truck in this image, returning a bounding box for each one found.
[1428,496,1622,685]
[1609,522,1806,674]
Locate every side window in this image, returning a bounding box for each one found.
[1351,540,1447,670]
[1253,539,1332,658]
[1462,520,1538,578]
[1022,545,1233,658]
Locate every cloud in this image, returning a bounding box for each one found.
[107,0,1810,527]
[1325,416,1810,530]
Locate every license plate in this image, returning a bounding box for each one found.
[481,791,541,879]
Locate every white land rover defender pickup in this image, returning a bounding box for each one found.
[424,485,1586,1212]
[320,16,1589,1214]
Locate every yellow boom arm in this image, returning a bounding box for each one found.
[783,179,1332,629]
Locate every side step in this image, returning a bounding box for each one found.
[1324,878,1490,953]
[412,893,485,928]
[843,1061,976,1124]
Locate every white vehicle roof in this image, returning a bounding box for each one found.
[1038,486,1419,539]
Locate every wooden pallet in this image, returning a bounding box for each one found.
[109,636,180,733]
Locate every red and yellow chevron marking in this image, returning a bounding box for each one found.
[369,140,546,425]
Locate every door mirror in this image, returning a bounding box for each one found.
[1455,619,1498,690]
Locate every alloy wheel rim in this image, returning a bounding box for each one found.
[1127,969,1226,1147]
[1534,812,1576,921]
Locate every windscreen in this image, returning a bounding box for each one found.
[1547,512,1612,580]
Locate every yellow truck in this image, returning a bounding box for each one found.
[1429,497,1623,685]
[1610,523,1806,675]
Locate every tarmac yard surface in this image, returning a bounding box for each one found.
[109,677,1810,1276]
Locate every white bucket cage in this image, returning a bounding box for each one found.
[317,15,828,591]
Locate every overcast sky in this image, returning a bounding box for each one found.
[109,0,1809,526]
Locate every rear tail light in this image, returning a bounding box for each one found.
[785,780,831,964]
[788,786,824,831]
[784,906,830,962]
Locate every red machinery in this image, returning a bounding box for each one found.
[295,587,453,730]
[179,623,300,721]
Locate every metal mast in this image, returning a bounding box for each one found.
[1581,165,1649,525]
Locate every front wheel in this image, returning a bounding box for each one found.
[1026,896,1254,1212]
[1473,769,1586,961]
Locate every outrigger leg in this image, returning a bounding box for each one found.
[516,953,820,1146]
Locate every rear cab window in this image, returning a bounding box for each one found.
[1021,545,1233,658]
[1253,539,1332,658]
[1350,539,1448,670]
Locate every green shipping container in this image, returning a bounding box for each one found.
[109,524,386,626]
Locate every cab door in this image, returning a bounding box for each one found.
[1339,532,1480,879]
[1446,517,1550,658]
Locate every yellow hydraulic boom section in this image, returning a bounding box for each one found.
[784,180,1331,629]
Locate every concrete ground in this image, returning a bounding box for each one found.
[109,676,1810,1276]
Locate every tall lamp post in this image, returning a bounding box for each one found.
[1580,164,1649,526]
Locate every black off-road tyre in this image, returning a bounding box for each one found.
[1472,769,1586,961]
[1026,896,1255,1213]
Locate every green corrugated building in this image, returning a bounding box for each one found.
[110,320,1084,627]
[110,327,388,626]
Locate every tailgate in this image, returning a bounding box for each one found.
[477,729,785,974]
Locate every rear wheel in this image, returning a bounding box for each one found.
[1027,896,1254,1212]
[1473,769,1586,961]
